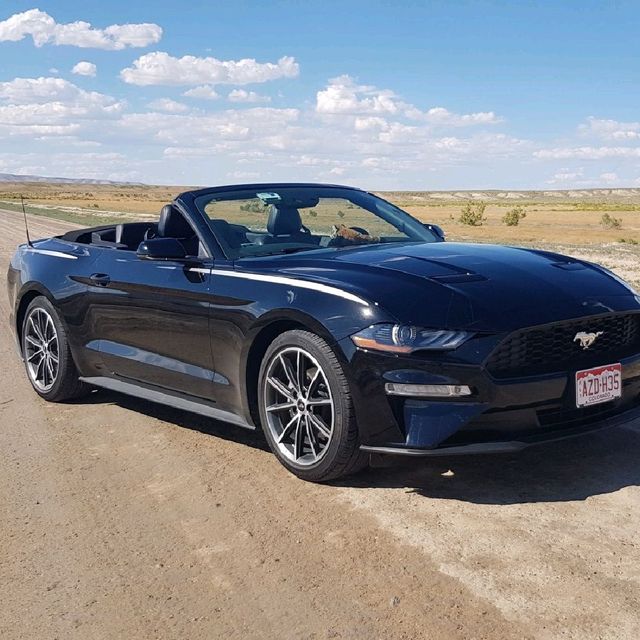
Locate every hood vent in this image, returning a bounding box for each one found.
[551,262,588,271]
[429,273,487,284]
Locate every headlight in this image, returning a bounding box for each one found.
[351,324,472,354]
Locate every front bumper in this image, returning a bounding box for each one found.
[340,337,640,455]
[360,402,640,456]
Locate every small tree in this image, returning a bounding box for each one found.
[502,206,527,226]
[459,201,487,226]
[601,212,622,229]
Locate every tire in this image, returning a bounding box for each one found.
[21,296,90,402]
[258,329,368,482]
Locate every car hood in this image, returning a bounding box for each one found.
[242,242,640,332]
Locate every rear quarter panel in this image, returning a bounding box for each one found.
[8,238,103,374]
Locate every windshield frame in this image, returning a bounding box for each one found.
[192,185,439,260]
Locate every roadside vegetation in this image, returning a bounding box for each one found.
[502,206,527,226]
[458,201,487,226]
[600,212,622,229]
[1,181,638,249]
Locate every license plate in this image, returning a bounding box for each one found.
[575,363,622,408]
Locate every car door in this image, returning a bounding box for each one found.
[88,248,216,400]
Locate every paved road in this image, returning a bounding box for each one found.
[1,209,639,640]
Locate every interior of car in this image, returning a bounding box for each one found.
[59,188,439,260]
[61,202,339,257]
[60,204,200,256]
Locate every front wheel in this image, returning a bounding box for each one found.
[258,330,367,482]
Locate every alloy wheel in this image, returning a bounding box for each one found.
[24,307,59,392]
[263,346,335,466]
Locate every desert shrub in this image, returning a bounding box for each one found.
[240,201,267,213]
[618,237,638,245]
[458,201,487,226]
[308,209,318,217]
[337,210,345,218]
[601,212,622,229]
[502,206,527,226]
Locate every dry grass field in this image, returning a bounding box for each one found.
[1,181,639,289]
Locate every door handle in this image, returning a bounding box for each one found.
[90,273,111,287]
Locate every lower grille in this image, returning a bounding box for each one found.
[486,313,640,379]
[537,402,618,429]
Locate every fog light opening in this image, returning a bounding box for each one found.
[384,383,473,397]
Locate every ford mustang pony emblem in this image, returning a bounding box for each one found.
[574,331,604,350]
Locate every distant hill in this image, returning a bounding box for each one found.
[377,188,640,202]
[0,172,142,186]
[1,172,640,202]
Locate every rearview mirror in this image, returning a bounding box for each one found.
[137,237,188,261]
[424,223,446,242]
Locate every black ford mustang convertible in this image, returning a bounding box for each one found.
[7,183,640,481]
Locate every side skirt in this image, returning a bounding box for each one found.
[79,375,255,430]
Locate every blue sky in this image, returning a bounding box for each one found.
[0,1,639,189]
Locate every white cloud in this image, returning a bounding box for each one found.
[183,85,219,100]
[580,116,640,141]
[545,168,628,187]
[0,9,162,49]
[316,75,402,115]
[423,107,501,126]
[71,61,97,77]
[378,123,418,144]
[354,116,388,131]
[120,52,299,86]
[118,107,299,148]
[228,89,271,103]
[316,76,501,127]
[147,98,189,113]
[0,76,121,109]
[6,71,625,188]
[0,77,124,138]
[599,172,619,183]
[226,170,260,180]
[546,168,584,184]
[535,146,640,160]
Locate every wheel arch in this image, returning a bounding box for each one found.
[242,310,343,429]
[14,283,57,355]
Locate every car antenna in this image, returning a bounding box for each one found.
[21,194,33,247]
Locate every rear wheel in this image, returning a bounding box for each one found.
[21,296,90,402]
[258,330,367,482]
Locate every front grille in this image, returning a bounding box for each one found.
[486,313,640,379]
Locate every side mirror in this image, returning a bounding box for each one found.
[424,223,446,242]
[137,237,188,261]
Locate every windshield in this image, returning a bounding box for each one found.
[194,186,438,259]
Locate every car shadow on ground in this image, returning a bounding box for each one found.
[74,389,640,505]
[340,423,640,505]
[75,388,270,452]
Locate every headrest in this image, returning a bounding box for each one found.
[267,205,303,236]
[158,204,193,239]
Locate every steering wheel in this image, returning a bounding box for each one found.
[349,226,370,235]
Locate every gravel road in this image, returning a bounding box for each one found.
[1,210,639,640]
